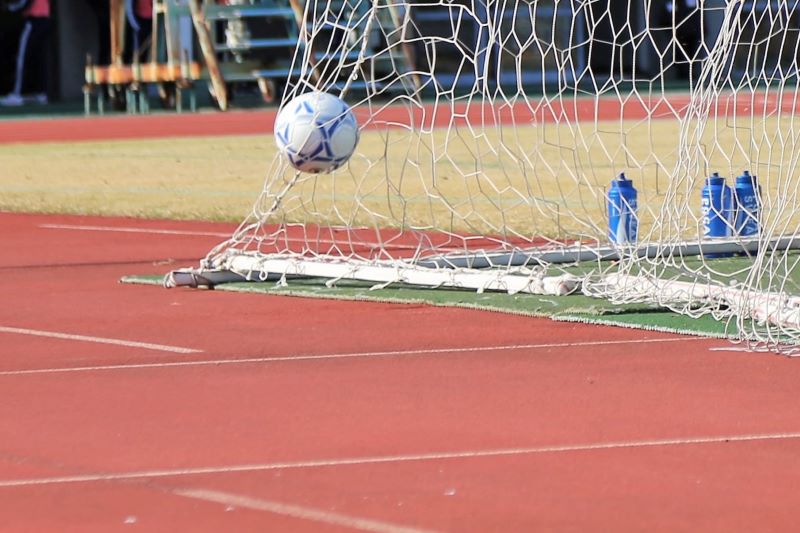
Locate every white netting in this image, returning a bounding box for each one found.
[196,0,800,351]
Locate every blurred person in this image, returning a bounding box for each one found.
[86,0,111,65]
[124,0,153,62]
[87,0,152,65]
[0,4,23,94]
[0,0,51,106]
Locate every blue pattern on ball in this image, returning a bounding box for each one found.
[274,91,360,173]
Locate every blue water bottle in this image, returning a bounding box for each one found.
[608,173,638,244]
[701,172,733,238]
[734,170,760,237]
[701,172,733,258]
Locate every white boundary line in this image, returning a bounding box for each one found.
[0,337,705,377]
[37,223,485,252]
[708,346,774,353]
[0,432,797,489]
[174,488,437,533]
[39,223,231,238]
[0,326,201,354]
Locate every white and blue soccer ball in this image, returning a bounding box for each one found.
[274,91,359,173]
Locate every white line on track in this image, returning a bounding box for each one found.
[0,431,797,489]
[0,326,201,354]
[36,223,488,252]
[39,223,231,238]
[0,337,705,376]
[173,488,437,533]
[708,346,774,353]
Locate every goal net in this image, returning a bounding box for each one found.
[169,0,800,352]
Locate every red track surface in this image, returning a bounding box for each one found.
[2,211,800,532]
[3,96,800,529]
[1,91,795,144]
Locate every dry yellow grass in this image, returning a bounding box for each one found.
[1,113,796,240]
[0,135,270,221]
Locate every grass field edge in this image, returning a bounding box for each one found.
[120,275,734,340]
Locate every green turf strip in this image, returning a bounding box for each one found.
[126,250,800,340]
[121,274,735,339]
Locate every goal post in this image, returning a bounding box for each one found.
[168,0,800,351]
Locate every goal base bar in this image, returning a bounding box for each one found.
[164,269,281,288]
[424,235,800,268]
[166,255,580,296]
[601,273,800,331]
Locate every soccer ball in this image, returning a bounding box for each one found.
[273,92,359,173]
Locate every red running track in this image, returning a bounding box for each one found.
[2,91,796,144]
[2,211,800,532]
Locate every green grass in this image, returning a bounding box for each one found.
[121,273,737,339]
[120,249,800,340]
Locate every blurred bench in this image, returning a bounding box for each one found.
[84,58,203,115]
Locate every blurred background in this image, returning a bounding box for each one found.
[0,0,756,114]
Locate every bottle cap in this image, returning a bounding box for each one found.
[706,172,725,186]
[736,170,756,186]
[613,172,633,187]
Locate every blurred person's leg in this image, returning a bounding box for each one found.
[1,15,50,106]
[0,9,24,95]
[0,17,33,105]
[137,14,153,57]
[87,0,111,65]
[123,0,151,63]
[24,15,50,102]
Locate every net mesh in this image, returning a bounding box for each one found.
[199,0,800,351]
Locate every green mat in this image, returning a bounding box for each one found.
[121,274,734,339]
